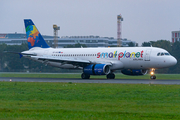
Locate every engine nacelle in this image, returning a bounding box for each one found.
[83,64,110,75]
[121,69,148,76]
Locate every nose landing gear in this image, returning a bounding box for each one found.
[150,75,156,79]
[150,68,156,80]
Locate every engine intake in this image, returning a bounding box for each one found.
[83,64,110,75]
[121,69,147,76]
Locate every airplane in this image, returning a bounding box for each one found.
[18,19,177,80]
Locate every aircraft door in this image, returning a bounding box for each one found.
[144,49,152,61]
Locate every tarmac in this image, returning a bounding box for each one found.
[0,77,180,84]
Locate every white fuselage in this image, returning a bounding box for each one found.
[22,47,177,70]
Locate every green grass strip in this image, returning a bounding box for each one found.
[0,82,180,119]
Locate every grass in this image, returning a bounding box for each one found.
[0,82,180,119]
[0,73,180,80]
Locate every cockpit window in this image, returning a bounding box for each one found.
[157,52,170,56]
[165,53,170,55]
[161,53,164,56]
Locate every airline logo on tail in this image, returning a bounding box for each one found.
[24,19,50,49]
[26,25,40,47]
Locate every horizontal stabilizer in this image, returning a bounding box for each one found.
[4,51,23,58]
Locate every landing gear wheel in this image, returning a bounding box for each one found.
[106,73,115,79]
[150,75,156,80]
[81,73,90,79]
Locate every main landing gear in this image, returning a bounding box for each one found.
[106,73,115,79]
[81,73,90,79]
[150,68,156,80]
[81,73,115,79]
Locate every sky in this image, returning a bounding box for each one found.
[1,0,180,46]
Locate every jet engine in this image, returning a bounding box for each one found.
[121,69,148,76]
[83,64,110,75]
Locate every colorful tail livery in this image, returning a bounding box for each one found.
[24,19,49,49]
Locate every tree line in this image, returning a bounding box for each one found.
[0,40,179,73]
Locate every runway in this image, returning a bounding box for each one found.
[0,77,180,84]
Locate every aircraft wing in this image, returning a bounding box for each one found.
[31,56,112,67]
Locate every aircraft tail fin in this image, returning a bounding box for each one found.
[24,19,50,49]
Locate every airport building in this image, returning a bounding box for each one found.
[0,33,136,47]
[172,31,180,43]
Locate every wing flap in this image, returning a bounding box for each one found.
[31,56,113,67]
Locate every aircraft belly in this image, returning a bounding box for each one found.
[121,59,144,69]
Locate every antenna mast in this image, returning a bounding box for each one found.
[53,24,60,48]
[117,14,123,47]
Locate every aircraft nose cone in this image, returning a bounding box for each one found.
[169,57,177,66]
[171,57,177,66]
